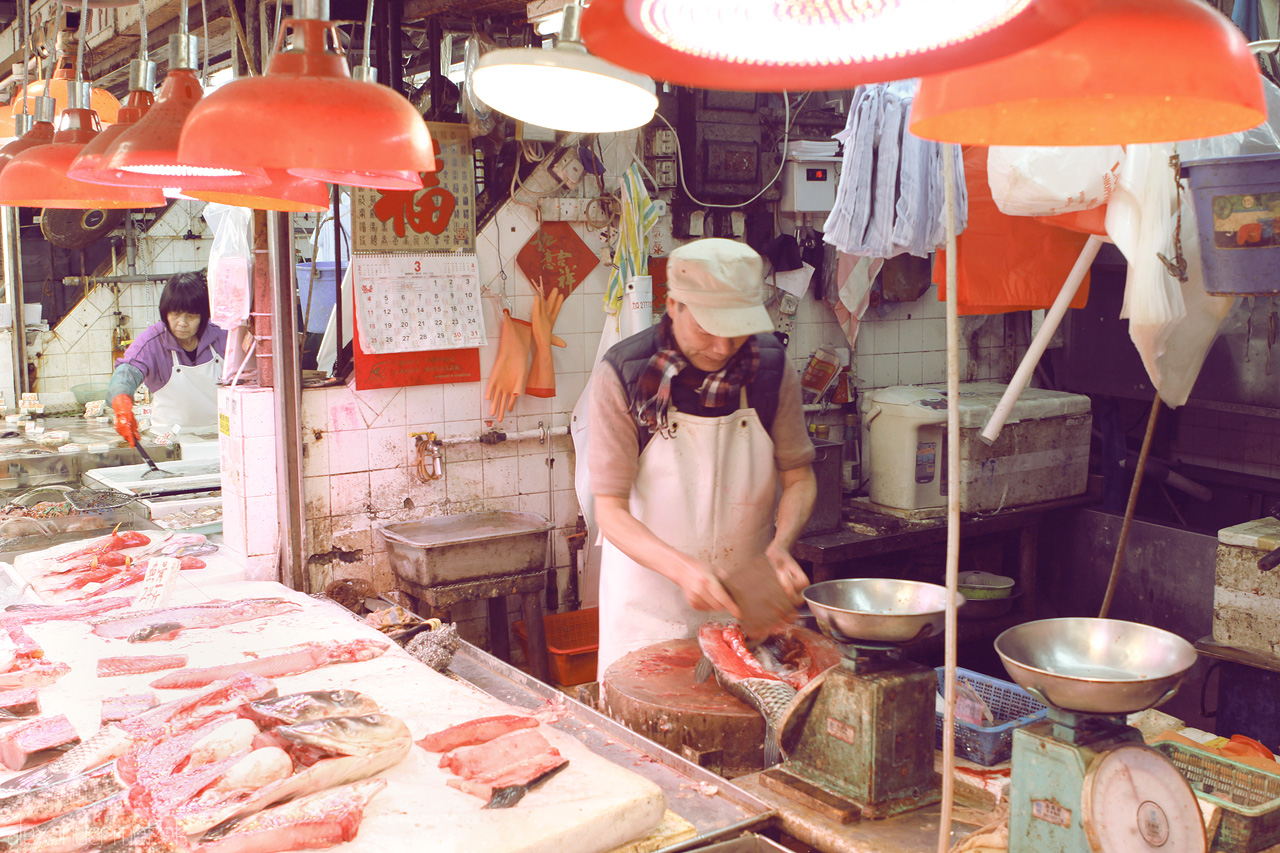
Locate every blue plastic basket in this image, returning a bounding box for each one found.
[934,667,1049,767]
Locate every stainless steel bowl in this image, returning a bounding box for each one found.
[803,579,964,646]
[995,618,1197,715]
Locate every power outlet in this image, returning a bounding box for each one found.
[538,198,589,221]
[551,150,585,189]
[648,128,677,157]
[654,159,677,188]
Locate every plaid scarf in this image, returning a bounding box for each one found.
[633,315,761,436]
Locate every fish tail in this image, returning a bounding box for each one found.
[763,721,781,767]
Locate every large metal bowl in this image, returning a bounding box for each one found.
[803,579,964,646]
[995,618,1197,715]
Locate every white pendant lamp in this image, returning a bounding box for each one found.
[471,1,656,134]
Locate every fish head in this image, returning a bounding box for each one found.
[273,714,412,759]
[128,622,183,643]
[244,690,381,726]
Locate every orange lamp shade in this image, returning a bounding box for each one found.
[0,120,56,178]
[579,0,1099,92]
[187,168,330,212]
[177,19,434,191]
[101,68,269,190]
[3,68,122,131]
[910,0,1267,145]
[0,108,165,208]
[67,89,155,185]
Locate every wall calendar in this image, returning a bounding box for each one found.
[352,253,486,355]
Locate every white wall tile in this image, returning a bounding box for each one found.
[444,459,483,503]
[242,436,278,498]
[369,467,409,511]
[404,384,444,426]
[244,494,280,557]
[330,471,371,516]
[443,383,482,423]
[483,454,520,498]
[240,389,276,438]
[328,387,366,431]
[302,431,329,478]
[329,429,370,475]
[304,475,331,520]
[367,426,407,471]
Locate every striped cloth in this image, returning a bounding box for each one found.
[605,164,660,314]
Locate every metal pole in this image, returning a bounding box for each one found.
[1,208,25,399]
[268,211,307,593]
[331,184,346,376]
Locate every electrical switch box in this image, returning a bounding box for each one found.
[780,150,842,214]
[653,159,677,188]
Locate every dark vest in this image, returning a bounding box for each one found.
[601,325,788,455]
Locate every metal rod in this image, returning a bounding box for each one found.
[2,207,27,400]
[61,273,170,286]
[389,0,404,95]
[979,234,1105,445]
[269,210,307,594]
[330,185,346,376]
[1099,396,1161,619]
[438,425,569,446]
[937,143,959,853]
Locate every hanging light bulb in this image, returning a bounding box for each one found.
[0,82,164,208]
[68,59,156,185]
[473,2,655,133]
[909,0,1266,145]
[176,0,433,190]
[99,34,268,190]
[0,96,56,180]
[579,0,1098,92]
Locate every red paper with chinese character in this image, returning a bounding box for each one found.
[515,222,599,298]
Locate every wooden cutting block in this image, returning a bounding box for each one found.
[602,639,767,778]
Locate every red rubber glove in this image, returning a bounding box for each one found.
[112,394,139,446]
[526,284,566,399]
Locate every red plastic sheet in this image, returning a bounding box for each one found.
[934,146,1094,315]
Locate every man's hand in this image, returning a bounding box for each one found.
[765,541,809,606]
[112,394,139,446]
[677,556,743,618]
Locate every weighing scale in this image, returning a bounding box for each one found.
[997,617,1206,853]
[762,579,958,821]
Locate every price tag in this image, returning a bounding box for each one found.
[152,432,173,446]
[134,557,181,609]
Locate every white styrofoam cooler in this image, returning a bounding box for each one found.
[1213,517,1280,655]
[861,382,1091,513]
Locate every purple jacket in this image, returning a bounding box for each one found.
[117,320,228,393]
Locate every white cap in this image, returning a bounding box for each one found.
[665,238,774,337]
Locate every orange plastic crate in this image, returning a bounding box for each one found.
[514,607,599,686]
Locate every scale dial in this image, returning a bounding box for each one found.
[1082,744,1206,853]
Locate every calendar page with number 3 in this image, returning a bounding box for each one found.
[352,253,486,354]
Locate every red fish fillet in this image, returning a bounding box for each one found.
[98,655,189,677]
[415,714,539,753]
[196,778,387,853]
[102,694,158,725]
[439,729,554,779]
[149,640,389,690]
[0,597,130,629]
[118,674,276,739]
[0,713,81,770]
[444,751,567,803]
[91,599,301,641]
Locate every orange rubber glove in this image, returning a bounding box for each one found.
[525,285,566,398]
[484,310,532,421]
[112,394,139,446]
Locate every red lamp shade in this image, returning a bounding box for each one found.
[579,0,1098,92]
[177,18,434,191]
[0,117,56,179]
[67,89,155,185]
[910,0,1267,145]
[0,67,122,137]
[187,169,330,212]
[101,67,269,191]
[0,108,165,208]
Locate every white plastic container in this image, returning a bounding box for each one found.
[861,382,1091,513]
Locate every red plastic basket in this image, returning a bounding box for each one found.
[514,607,599,687]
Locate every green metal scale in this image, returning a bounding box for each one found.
[771,643,941,820]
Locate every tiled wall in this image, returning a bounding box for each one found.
[1167,407,1280,479]
[28,200,213,408]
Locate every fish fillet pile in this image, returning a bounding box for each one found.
[416,714,567,809]
[0,679,409,853]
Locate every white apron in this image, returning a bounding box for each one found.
[597,391,777,682]
[151,349,223,434]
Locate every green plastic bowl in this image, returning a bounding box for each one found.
[958,571,1014,600]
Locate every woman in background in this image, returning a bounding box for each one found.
[109,271,227,442]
